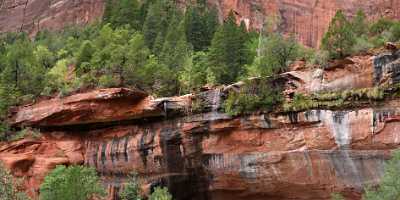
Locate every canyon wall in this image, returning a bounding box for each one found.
[211,0,400,47]
[0,0,104,36]
[1,0,400,47]
[2,49,400,199]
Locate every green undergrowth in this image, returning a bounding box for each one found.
[283,85,399,112]
[0,126,41,142]
[223,78,283,116]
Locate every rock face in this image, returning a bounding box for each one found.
[1,0,400,47]
[3,50,400,200]
[211,0,400,47]
[0,0,104,36]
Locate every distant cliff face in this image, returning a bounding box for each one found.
[209,0,400,47]
[0,0,104,36]
[1,0,399,47]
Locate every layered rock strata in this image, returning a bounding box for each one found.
[3,50,400,200]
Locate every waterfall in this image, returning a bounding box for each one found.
[331,112,351,148]
[327,111,363,187]
[209,89,221,121]
[211,89,221,112]
[164,101,168,118]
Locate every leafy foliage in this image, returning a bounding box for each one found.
[223,78,282,116]
[247,33,299,77]
[206,11,251,84]
[0,163,30,200]
[352,9,367,37]
[39,165,105,200]
[363,150,400,200]
[119,173,142,200]
[283,87,386,112]
[321,10,355,59]
[331,193,345,200]
[179,51,208,93]
[149,187,172,200]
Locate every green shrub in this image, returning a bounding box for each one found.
[352,36,374,54]
[0,162,30,200]
[308,50,330,67]
[98,74,119,88]
[223,79,282,116]
[284,87,386,112]
[389,22,400,42]
[9,128,41,142]
[39,165,105,200]
[363,150,400,200]
[331,193,345,200]
[120,173,142,200]
[283,93,315,112]
[370,18,394,35]
[0,122,10,141]
[149,187,172,200]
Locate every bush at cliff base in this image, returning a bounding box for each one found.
[39,165,105,200]
[149,187,172,200]
[363,150,400,200]
[120,172,142,200]
[0,163,30,200]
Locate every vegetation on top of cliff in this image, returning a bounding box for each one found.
[282,84,394,112]
[223,78,283,116]
[321,10,355,59]
[321,9,400,60]
[0,2,400,124]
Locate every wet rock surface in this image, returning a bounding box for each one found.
[3,50,400,200]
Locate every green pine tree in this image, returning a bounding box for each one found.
[352,9,367,37]
[321,10,355,59]
[184,5,218,51]
[111,0,141,29]
[142,1,166,49]
[207,11,250,84]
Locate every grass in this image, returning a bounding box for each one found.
[283,86,388,112]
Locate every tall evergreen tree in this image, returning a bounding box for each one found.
[102,0,115,23]
[321,10,355,59]
[161,16,190,70]
[184,5,219,51]
[0,35,45,96]
[352,9,367,37]
[207,11,250,84]
[112,0,141,29]
[142,1,167,49]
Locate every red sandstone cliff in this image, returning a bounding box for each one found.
[1,0,400,47]
[0,0,104,36]
[2,49,400,200]
[211,0,400,47]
